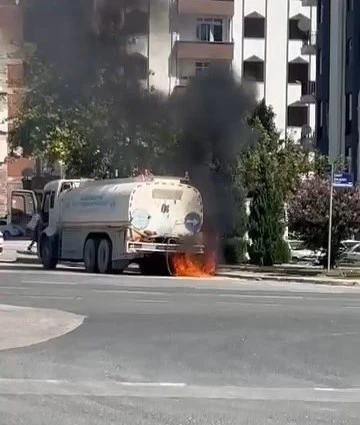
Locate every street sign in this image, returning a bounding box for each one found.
[328,168,354,272]
[332,172,354,188]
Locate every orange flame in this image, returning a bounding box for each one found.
[171,253,216,277]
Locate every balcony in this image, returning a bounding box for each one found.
[177,0,234,16]
[301,0,317,6]
[301,31,317,55]
[300,81,316,104]
[174,40,233,61]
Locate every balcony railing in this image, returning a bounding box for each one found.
[301,31,317,55]
[301,0,317,7]
[300,81,316,104]
[177,0,234,16]
[174,40,234,61]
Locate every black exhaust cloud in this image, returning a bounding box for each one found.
[170,67,257,237]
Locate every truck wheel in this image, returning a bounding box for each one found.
[41,236,58,270]
[97,238,112,274]
[84,237,99,273]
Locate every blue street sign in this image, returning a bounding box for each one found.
[332,172,354,188]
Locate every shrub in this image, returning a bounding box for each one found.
[274,239,291,264]
[222,237,248,265]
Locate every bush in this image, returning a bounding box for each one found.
[222,237,248,265]
[274,239,291,264]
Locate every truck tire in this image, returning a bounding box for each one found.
[84,237,99,273]
[40,236,58,270]
[97,238,112,274]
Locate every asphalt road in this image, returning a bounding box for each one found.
[1,264,360,424]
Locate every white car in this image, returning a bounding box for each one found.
[288,240,321,263]
[0,231,3,255]
[0,220,25,239]
[339,243,360,264]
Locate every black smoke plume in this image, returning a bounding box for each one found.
[170,68,257,237]
[23,0,257,238]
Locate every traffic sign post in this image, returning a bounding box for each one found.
[327,167,354,271]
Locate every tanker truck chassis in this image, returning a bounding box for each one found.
[17,176,205,275]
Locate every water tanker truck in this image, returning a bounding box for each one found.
[14,174,205,275]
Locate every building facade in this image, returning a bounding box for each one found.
[233,0,317,140]
[0,0,32,217]
[102,0,317,140]
[316,0,360,180]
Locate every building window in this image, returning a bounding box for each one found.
[289,18,309,40]
[347,0,353,11]
[288,62,309,83]
[244,16,265,38]
[7,63,23,88]
[243,60,264,82]
[288,105,308,127]
[346,38,353,65]
[195,62,209,74]
[196,18,223,42]
[346,93,353,134]
[320,4,324,23]
[318,101,323,128]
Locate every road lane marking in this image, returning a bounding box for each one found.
[92,290,173,296]
[21,280,83,285]
[0,294,81,300]
[134,299,169,304]
[215,301,280,307]
[0,380,360,401]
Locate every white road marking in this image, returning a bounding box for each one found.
[0,286,30,290]
[21,280,83,285]
[134,299,169,304]
[0,379,359,401]
[93,289,172,295]
[0,295,81,300]
[215,301,280,307]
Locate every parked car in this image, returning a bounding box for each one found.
[340,239,360,252]
[287,240,322,263]
[0,220,25,239]
[0,231,3,255]
[338,242,360,265]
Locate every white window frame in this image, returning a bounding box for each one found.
[196,18,224,42]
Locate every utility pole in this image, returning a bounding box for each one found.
[327,163,334,272]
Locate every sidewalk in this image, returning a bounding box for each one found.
[0,249,38,264]
[1,252,359,287]
[215,267,360,287]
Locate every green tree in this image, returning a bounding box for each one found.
[10,51,175,178]
[247,123,285,266]
[242,99,313,200]
[288,174,360,266]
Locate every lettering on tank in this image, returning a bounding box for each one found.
[65,195,116,210]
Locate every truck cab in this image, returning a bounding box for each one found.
[39,179,87,235]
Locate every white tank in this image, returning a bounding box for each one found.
[58,176,203,237]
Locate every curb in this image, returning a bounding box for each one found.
[215,272,359,287]
[0,256,40,264]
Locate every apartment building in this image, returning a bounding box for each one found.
[316,0,360,180]
[0,0,28,217]
[232,0,317,140]
[143,0,317,141]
